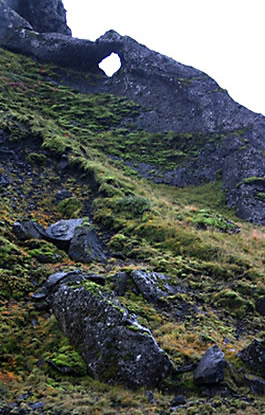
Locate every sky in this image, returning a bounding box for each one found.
[63,0,265,116]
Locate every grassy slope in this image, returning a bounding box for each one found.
[0,47,265,414]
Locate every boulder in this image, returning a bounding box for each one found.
[51,284,172,387]
[68,224,106,263]
[13,220,47,240]
[5,0,71,35]
[238,339,265,376]
[194,345,225,385]
[131,270,175,303]
[45,218,83,250]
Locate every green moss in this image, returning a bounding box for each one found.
[26,239,67,263]
[213,289,254,318]
[48,343,87,376]
[188,209,239,232]
[26,152,47,165]
[237,176,265,187]
[57,197,83,218]
[255,192,265,202]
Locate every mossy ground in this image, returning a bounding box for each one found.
[0,47,265,413]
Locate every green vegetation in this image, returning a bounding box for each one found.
[57,197,83,218]
[0,47,265,413]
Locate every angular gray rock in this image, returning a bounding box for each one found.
[5,0,71,35]
[45,218,83,249]
[51,284,172,387]
[194,345,225,385]
[131,270,175,303]
[238,339,265,376]
[68,224,106,263]
[13,221,47,241]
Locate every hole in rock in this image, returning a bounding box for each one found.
[98,53,121,77]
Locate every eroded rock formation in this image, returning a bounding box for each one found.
[0,0,264,225]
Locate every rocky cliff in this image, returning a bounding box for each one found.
[1,1,265,414]
[0,0,265,224]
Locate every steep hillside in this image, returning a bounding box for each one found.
[1,45,265,414]
[1,0,265,413]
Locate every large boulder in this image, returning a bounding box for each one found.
[45,218,83,250]
[68,224,106,264]
[194,345,226,385]
[5,0,71,35]
[50,284,172,387]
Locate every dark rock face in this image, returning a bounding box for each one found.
[51,285,172,387]
[5,0,71,35]
[68,225,106,263]
[131,270,175,303]
[194,345,225,385]
[13,221,47,241]
[238,340,265,376]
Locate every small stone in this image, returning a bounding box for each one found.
[145,390,155,403]
[30,401,44,410]
[171,394,186,406]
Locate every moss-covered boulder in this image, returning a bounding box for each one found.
[50,284,172,387]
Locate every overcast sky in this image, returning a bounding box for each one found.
[63,0,265,116]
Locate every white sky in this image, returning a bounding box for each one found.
[63,0,265,116]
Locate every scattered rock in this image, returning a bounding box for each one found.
[238,339,265,376]
[171,394,186,406]
[51,284,172,387]
[194,345,225,385]
[46,218,84,250]
[12,221,47,241]
[145,390,155,404]
[68,224,106,263]
[55,189,73,203]
[0,174,12,188]
[131,270,175,303]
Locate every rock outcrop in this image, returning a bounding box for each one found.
[49,283,172,387]
[5,0,71,35]
[0,1,264,225]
